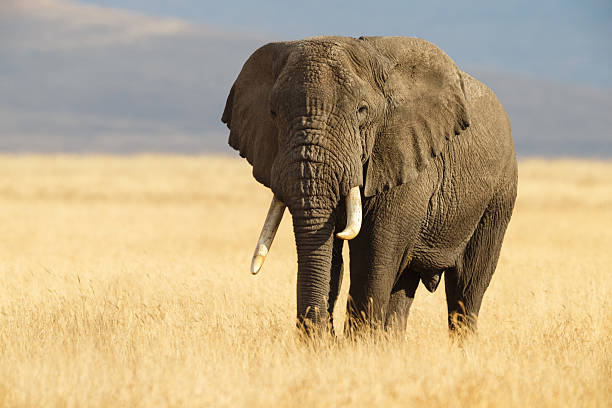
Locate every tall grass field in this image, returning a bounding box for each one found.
[0,156,610,407]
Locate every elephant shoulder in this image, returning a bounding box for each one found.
[460,71,512,144]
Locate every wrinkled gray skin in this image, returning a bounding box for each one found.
[222,36,517,334]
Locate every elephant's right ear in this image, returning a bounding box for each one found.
[360,37,470,197]
[222,42,291,188]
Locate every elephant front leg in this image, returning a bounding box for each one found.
[345,235,398,332]
[327,237,344,334]
[384,270,420,331]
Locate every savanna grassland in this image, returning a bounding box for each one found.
[0,155,610,407]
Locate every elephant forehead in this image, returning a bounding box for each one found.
[272,75,357,117]
[283,43,357,85]
[296,39,346,61]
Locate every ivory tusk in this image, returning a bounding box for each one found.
[336,186,362,240]
[250,195,286,274]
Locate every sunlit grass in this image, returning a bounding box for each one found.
[0,155,610,407]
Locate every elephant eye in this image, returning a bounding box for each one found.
[357,104,368,122]
[269,109,277,118]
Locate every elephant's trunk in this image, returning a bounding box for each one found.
[249,187,360,275]
[266,125,363,330]
[288,175,361,330]
[292,205,335,329]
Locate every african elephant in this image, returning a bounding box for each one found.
[222,36,517,334]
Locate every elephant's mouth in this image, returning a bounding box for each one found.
[249,186,362,274]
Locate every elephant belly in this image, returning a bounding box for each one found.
[410,154,497,272]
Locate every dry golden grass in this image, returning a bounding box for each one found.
[0,155,610,407]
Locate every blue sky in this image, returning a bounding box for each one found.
[83,0,612,87]
[2,0,610,154]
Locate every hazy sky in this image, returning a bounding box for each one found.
[1,0,610,155]
[83,0,612,87]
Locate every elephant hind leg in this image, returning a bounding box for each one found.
[445,192,514,333]
[384,270,420,331]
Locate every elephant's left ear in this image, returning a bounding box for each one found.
[361,37,470,197]
[221,42,291,188]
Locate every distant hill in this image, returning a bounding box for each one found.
[1,0,610,156]
[472,70,612,157]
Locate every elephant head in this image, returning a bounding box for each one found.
[222,36,470,328]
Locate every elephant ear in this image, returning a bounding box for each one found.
[361,37,470,197]
[221,42,290,188]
